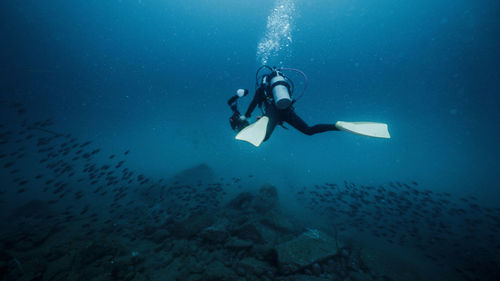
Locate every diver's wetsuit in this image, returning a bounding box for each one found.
[245,84,338,141]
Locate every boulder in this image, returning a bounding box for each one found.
[292,275,333,281]
[360,246,421,281]
[251,245,278,266]
[169,212,215,239]
[0,251,19,280]
[151,229,169,244]
[225,237,253,251]
[252,184,278,213]
[226,184,279,214]
[10,199,54,219]
[42,251,73,281]
[170,163,216,186]
[236,257,270,277]
[10,221,60,251]
[275,229,340,274]
[141,163,216,204]
[110,254,146,281]
[79,241,117,266]
[203,260,238,281]
[260,216,294,234]
[201,221,229,245]
[350,271,374,281]
[233,223,265,244]
[226,192,254,210]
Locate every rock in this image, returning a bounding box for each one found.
[252,184,278,213]
[275,229,340,274]
[312,263,322,276]
[141,164,216,204]
[0,251,20,280]
[291,275,332,281]
[143,225,158,237]
[171,240,190,258]
[225,237,253,251]
[235,265,246,276]
[233,223,265,244]
[259,215,295,234]
[201,226,229,245]
[350,271,374,281]
[186,273,203,281]
[170,212,215,239]
[44,246,66,262]
[80,242,114,266]
[11,221,60,251]
[10,199,54,219]
[359,245,421,281]
[189,260,204,274]
[323,258,338,273]
[78,240,127,268]
[131,274,149,281]
[111,256,143,281]
[225,184,279,213]
[44,250,73,280]
[203,260,238,281]
[169,163,216,186]
[251,245,278,265]
[151,229,169,244]
[226,192,254,210]
[237,257,269,277]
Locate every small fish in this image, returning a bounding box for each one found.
[18,180,28,186]
[80,141,91,148]
[17,108,27,115]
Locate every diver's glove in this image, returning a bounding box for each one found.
[236,89,249,98]
[239,115,247,121]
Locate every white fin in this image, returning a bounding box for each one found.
[235,117,269,147]
[335,121,391,139]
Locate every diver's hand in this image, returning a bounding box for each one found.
[239,115,247,121]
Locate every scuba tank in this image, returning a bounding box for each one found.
[269,70,292,109]
[255,65,307,110]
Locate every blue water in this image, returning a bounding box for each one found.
[1,0,499,280]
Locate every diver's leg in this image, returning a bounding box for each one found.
[263,106,279,141]
[285,110,338,136]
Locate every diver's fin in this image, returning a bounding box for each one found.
[335,121,391,139]
[235,116,269,147]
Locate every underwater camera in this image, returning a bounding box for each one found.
[229,111,249,132]
[228,89,250,132]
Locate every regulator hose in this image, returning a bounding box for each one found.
[279,67,308,102]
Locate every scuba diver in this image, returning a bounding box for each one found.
[228,65,390,146]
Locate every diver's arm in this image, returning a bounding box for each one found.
[244,88,264,118]
[227,95,238,107]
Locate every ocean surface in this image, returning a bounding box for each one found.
[1,1,499,280]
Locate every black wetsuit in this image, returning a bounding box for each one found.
[244,84,338,141]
